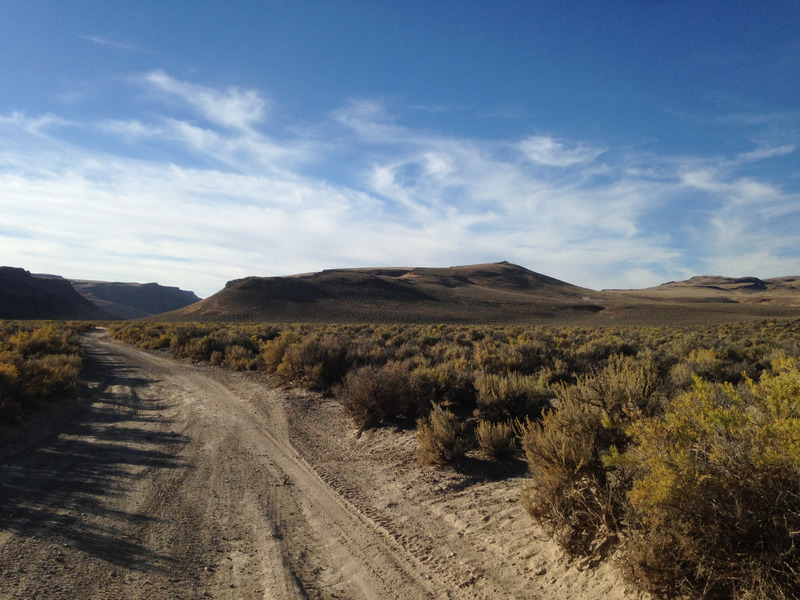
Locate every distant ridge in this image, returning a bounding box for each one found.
[158,262,800,326]
[5,262,800,325]
[2,269,201,320]
[0,267,110,320]
[67,280,201,319]
[609,275,800,306]
[160,261,606,324]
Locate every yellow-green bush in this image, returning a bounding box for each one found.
[410,360,475,410]
[619,360,800,599]
[223,344,258,371]
[19,353,82,398]
[276,334,350,389]
[0,322,89,421]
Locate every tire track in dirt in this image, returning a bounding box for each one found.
[0,330,436,600]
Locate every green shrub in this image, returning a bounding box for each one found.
[416,404,467,466]
[619,359,800,599]
[669,346,724,388]
[410,360,475,411]
[568,353,665,421]
[168,325,215,358]
[9,325,77,357]
[19,353,83,398]
[0,323,86,421]
[209,350,224,366]
[0,358,21,419]
[173,332,216,362]
[260,332,296,371]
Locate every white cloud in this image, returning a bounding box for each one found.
[1,73,799,296]
[82,35,145,53]
[99,119,163,139]
[738,144,795,162]
[144,70,267,131]
[519,135,605,167]
[0,111,73,136]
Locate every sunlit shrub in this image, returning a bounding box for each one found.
[0,323,86,421]
[669,346,724,388]
[519,395,623,559]
[19,353,82,398]
[0,358,21,419]
[276,334,350,389]
[223,344,258,371]
[416,404,466,466]
[410,360,475,411]
[181,335,216,362]
[562,353,666,427]
[9,325,76,357]
[260,332,296,371]
[619,360,800,599]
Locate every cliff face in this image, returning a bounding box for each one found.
[69,280,201,319]
[0,267,111,320]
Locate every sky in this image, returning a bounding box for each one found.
[1,1,799,298]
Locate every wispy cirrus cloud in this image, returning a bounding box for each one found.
[1,73,798,296]
[143,70,268,132]
[519,135,606,167]
[0,111,73,136]
[98,119,163,139]
[82,35,146,52]
[737,144,795,162]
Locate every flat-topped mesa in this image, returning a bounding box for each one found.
[647,275,800,294]
[67,280,202,319]
[161,262,603,324]
[0,267,110,320]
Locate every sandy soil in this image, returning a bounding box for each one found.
[0,331,646,599]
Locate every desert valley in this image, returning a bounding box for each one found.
[2,262,800,599]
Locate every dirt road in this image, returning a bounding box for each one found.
[0,331,642,600]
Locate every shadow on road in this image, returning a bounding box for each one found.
[0,335,191,572]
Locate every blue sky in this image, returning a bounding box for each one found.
[1,1,798,297]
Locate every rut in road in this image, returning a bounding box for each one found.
[0,330,437,600]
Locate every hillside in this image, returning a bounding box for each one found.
[595,275,800,324]
[161,262,604,324]
[68,280,201,319]
[7,261,799,325]
[0,267,110,320]
[160,263,800,326]
[632,275,800,302]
